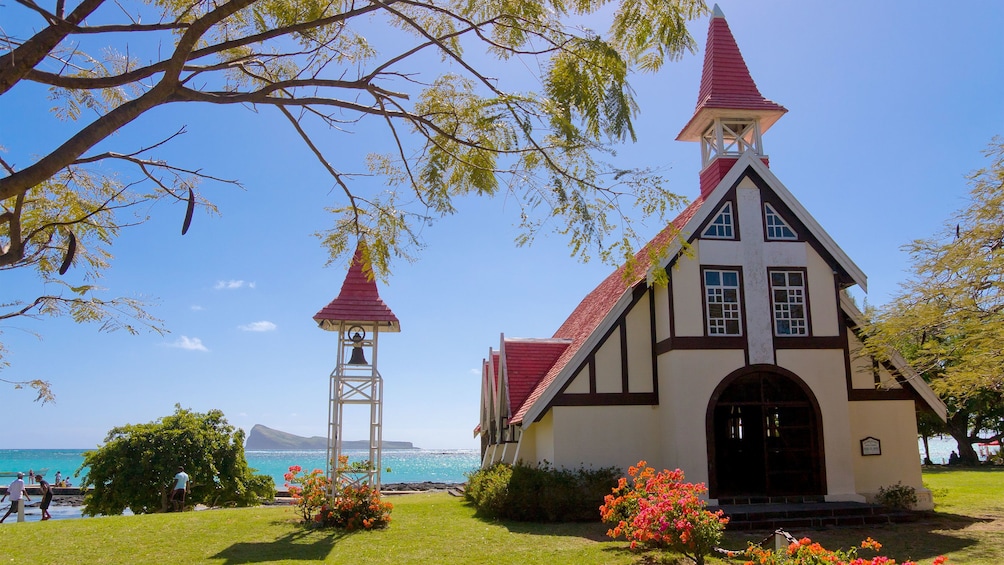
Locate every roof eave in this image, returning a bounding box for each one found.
[840,293,947,421]
[676,106,787,142]
[518,285,641,427]
[314,318,401,332]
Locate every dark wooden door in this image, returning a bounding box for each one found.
[712,371,823,497]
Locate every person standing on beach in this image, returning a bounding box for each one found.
[36,476,53,521]
[170,467,189,512]
[54,471,62,487]
[0,472,31,523]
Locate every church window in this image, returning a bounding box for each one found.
[704,269,742,336]
[770,270,808,335]
[702,202,735,239]
[764,203,797,240]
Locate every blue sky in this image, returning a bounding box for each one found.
[2,2,1002,451]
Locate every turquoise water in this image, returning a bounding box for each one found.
[0,448,480,488]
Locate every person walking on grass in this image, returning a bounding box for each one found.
[170,467,190,512]
[0,472,31,523]
[37,476,53,521]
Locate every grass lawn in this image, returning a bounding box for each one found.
[1,467,1001,564]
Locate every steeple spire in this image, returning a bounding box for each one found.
[314,243,400,332]
[677,5,787,196]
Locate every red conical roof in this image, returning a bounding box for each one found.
[677,5,786,141]
[314,245,400,332]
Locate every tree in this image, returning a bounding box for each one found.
[1,0,703,385]
[867,137,1004,465]
[78,405,274,515]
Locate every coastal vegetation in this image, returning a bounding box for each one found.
[78,406,273,515]
[0,467,1000,564]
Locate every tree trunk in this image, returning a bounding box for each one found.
[946,412,980,465]
[921,434,933,465]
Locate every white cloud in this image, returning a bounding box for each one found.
[239,321,277,332]
[214,280,255,290]
[168,336,209,352]
[190,305,205,311]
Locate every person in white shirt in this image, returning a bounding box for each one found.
[170,467,190,512]
[0,472,31,523]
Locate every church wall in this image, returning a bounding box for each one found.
[626,296,655,393]
[563,366,590,394]
[671,247,704,337]
[659,349,746,492]
[847,331,877,390]
[775,348,862,501]
[547,405,660,472]
[848,400,932,510]
[654,282,671,342]
[806,247,840,336]
[594,326,622,393]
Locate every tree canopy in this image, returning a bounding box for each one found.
[867,137,1004,464]
[78,405,274,515]
[1,0,704,385]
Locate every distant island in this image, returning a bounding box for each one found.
[245,424,417,450]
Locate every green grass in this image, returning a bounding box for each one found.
[1,468,1001,564]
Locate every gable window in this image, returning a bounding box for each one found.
[704,269,742,335]
[770,270,808,335]
[764,203,797,240]
[702,202,735,239]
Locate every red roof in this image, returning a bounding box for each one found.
[502,339,571,418]
[510,198,706,424]
[677,6,786,141]
[314,245,400,332]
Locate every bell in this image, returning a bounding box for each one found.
[348,345,368,365]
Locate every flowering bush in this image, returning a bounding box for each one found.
[600,460,728,565]
[738,536,950,565]
[315,483,393,530]
[284,465,331,523]
[285,463,393,530]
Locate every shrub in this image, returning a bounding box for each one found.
[876,482,918,510]
[316,484,393,530]
[736,536,950,565]
[284,466,330,523]
[600,461,727,565]
[285,464,393,530]
[465,461,620,522]
[464,462,513,518]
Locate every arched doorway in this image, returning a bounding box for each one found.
[707,367,825,498]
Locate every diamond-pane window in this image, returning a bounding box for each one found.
[770,270,808,336]
[702,202,735,239]
[705,269,742,335]
[764,203,797,240]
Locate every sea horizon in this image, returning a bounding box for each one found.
[0,448,481,488]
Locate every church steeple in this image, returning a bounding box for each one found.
[677,5,786,196]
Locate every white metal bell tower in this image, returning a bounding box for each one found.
[313,244,400,493]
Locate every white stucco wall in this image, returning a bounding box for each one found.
[775,348,863,502]
[626,296,654,393]
[594,326,622,393]
[545,405,661,472]
[848,400,932,510]
[658,349,746,489]
[806,248,839,336]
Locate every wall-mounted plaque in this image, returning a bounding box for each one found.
[860,436,881,456]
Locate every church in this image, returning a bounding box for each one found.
[475,6,946,509]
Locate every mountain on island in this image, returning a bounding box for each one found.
[245,424,417,450]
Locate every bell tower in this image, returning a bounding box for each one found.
[314,243,400,492]
[676,5,787,196]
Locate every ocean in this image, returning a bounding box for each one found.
[0,448,481,488]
